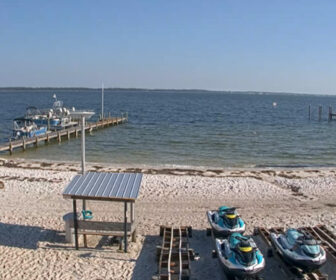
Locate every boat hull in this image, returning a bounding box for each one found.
[13,127,47,139]
[270,233,327,271]
[33,119,60,127]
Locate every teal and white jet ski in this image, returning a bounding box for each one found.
[215,233,265,278]
[207,206,245,236]
[270,228,326,271]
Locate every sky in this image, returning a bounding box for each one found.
[0,0,336,94]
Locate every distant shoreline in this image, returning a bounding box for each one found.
[0,87,330,96]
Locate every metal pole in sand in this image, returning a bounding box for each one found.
[81,115,88,247]
[69,110,94,249]
[101,82,104,121]
[81,116,86,175]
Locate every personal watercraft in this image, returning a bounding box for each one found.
[207,206,245,236]
[270,228,326,271]
[215,233,265,278]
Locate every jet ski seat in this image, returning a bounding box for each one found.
[233,241,256,266]
[221,214,238,227]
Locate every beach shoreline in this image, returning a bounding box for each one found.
[0,158,335,279]
[2,157,336,177]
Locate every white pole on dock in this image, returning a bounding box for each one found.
[101,82,104,120]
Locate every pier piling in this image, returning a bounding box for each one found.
[9,140,13,154]
[318,105,322,121]
[308,104,311,120]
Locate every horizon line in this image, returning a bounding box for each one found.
[0,86,334,96]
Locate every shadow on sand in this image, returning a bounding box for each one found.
[131,234,160,280]
[131,229,226,280]
[0,222,65,250]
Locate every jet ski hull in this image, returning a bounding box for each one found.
[216,238,265,277]
[207,210,245,237]
[270,232,326,271]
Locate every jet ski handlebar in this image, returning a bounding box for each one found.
[219,207,237,215]
[236,236,247,241]
[295,230,321,245]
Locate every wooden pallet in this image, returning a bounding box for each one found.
[301,225,336,262]
[256,226,331,280]
[154,226,192,280]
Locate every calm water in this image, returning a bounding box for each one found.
[1,89,336,168]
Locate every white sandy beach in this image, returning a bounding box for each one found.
[0,158,336,279]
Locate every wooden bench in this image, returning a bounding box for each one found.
[63,214,137,248]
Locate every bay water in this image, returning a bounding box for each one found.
[1,89,336,168]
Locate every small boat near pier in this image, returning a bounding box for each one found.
[12,118,47,140]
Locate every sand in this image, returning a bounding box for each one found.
[0,158,335,279]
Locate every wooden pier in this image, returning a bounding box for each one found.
[0,116,127,154]
[308,105,336,121]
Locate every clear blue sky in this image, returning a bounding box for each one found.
[1,0,336,94]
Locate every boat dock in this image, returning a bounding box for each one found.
[0,115,128,154]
